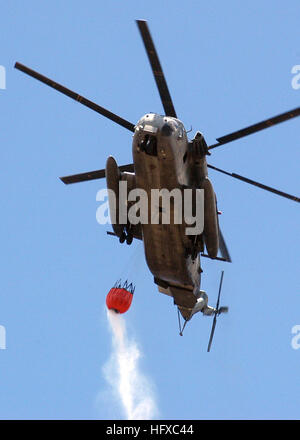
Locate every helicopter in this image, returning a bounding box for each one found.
[15,20,299,350]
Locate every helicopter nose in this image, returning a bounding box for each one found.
[161,122,173,136]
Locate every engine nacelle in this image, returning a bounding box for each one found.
[201,177,219,258]
[106,156,123,237]
[105,156,141,240]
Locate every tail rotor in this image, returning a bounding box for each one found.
[207,271,228,352]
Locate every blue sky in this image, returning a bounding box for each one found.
[0,0,300,419]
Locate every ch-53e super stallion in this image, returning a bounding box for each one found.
[15,20,300,350]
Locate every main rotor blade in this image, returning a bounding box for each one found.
[136,20,177,118]
[14,62,135,132]
[219,229,232,263]
[60,163,134,184]
[208,107,300,149]
[208,164,300,203]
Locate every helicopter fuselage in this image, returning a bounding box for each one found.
[130,113,219,319]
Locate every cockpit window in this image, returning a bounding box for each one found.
[140,135,157,156]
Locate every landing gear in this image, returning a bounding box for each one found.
[191,247,198,260]
[184,234,204,261]
[184,246,197,260]
[119,231,126,244]
[184,248,190,259]
[126,233,133,245]
[119,227,133,245]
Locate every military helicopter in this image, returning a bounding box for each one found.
[15,20,299,350]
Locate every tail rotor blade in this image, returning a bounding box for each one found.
[207,271,225,352]
[215,270,224,311]
[207,315,217,352]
